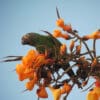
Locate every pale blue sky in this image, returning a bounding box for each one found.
[0,0,100,100]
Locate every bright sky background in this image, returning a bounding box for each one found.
[0,0,100,100]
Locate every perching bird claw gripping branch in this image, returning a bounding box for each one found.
[1,8,100,100]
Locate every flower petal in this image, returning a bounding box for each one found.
[86,90,98,100]
[37,86,48,98]
[49,85,61,100]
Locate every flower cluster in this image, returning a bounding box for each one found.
[15,48,72,99]
[16,49,52,98]
[86,78,100,100]
[2,8,100,100]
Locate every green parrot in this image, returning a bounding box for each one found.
[21,32,61,58]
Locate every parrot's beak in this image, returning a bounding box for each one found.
[21,35,29,45]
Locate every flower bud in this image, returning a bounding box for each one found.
[53,29,63,38]
[53,29,71,40]
[91,58,97,67]
[63,24,72,33]
[26,80,35,91]
[76,45,81,54]
[61,83,72,94]
[60,44,67,55]
[82,35,90,41]
[56,18,64,28]
[69,40,75,52]
[82,81,88,87]
[37,85,48,98]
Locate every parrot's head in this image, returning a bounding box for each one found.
[21,32,39,46]
[21,33,30,45]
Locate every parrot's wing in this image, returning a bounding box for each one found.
[42,30,62,47]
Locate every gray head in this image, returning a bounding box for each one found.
[21,32,39,45]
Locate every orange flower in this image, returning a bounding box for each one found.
[16,64,25,74]
[24,70,35,79]
[49,85,61,100]
[16,64,27,81]
[93,79,100,98]
[93,87,100,98]
[60,44,67,55]
[26,79,35,91]
[16,49,40,81]
[56,18,72,33]
[18,73,28,81]
[37,85,48,98]
[25,71,38,91]
[56,18,64,28]
[22,49,38,67]
[33,54,46,68]
[95,79,100,87]
[69,40,75,52]
[76,45,81,54]
[87,79,100,100]
[61,83,72,94]
[82,29,100,40]
[16,62,33,81]
[27,49,38,57]
[33,54,54,68]
[91,58,97,67]
[62,24,72,33]
[82,81,88,87]
[33,71,38,82]
[24,68,33,74]
[86,89,98,100]
[44,58,54,65]
[53,29,63,37]
[89,30,100,39]
[53,29,70,40]
[17,69,34,81]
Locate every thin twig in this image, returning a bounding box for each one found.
[70,31,94,60]
[93,39,96,58]
[37,97,40,100]
[56,7,60,19]
[80,50,94,56]
[57,64,76,81]
[81,82,94,92]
